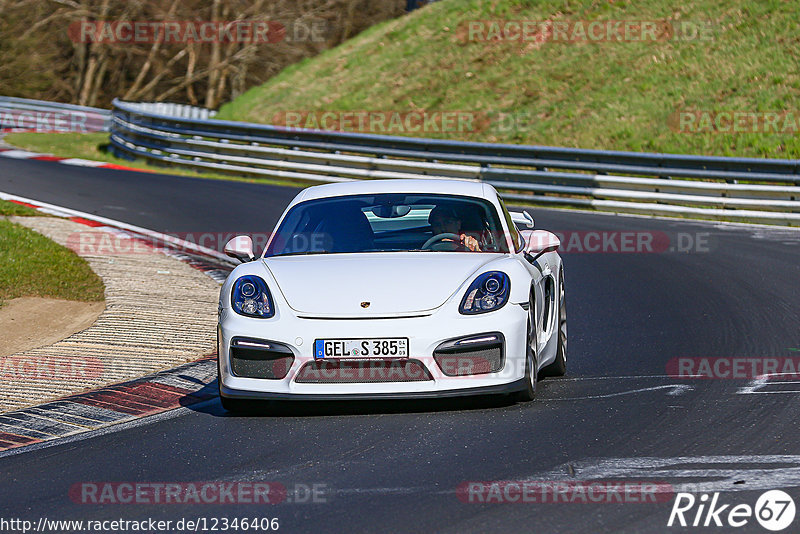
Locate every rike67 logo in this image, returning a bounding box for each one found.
[668,490,796,531]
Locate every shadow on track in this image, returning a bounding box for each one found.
[180,379,521,417]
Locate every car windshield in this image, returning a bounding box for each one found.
[265,193,510,256]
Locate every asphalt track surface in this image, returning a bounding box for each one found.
[1,157,800,533]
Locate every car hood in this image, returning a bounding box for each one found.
[263,253,499,317]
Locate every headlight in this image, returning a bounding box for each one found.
[231,275,275,318]
[460,271,510,315]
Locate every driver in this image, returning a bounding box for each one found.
[428,205,481,251]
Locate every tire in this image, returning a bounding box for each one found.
[541,271,567,377]
[219,394,256,413]
[218,358,257,413]
[515,296,538,402]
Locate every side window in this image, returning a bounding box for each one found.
[499,199,524,252]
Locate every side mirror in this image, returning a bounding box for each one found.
[224,235,255,263]
[510,210,535,229]
[520,230,560,263]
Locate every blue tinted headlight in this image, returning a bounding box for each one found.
[460,271,510,315]
[231,276,275,318]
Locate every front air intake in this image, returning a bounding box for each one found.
[295,359,433,383]
[229,337,294,379]
[433,332,505,376]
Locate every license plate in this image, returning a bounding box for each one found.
[314,338,408,359]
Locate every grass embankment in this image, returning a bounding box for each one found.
[216,0,800,159]
[0,200,105,307]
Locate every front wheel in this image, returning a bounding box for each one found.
[220,394,257,413]
[515,300,538,402]
[541,272,567,377]
[218,358,259,413]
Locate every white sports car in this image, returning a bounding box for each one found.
[217,179,566,410]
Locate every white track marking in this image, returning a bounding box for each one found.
[531,456,800,493]
[58,158,106,167]
[556,375,687,381]
[738,373,800,394]
[0,150,41,159]
[549,384,694,401]
[0,190,235,264]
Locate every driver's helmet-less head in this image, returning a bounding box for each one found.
[428,205,461,227]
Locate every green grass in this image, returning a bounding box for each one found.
[216,0,800,159]
[4,132,314,188]
[0,219,105,306]
[6,132,130,167]
[0,199,40,216]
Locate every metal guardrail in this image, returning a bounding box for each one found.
[0,97,213,133]
[117,101,216,121]
[0,96,111,133]
[107,98,800,226]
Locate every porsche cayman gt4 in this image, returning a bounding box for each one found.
[217,179,567,410]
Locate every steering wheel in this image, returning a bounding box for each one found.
[422,233,464,251]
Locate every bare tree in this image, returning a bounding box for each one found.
[0,0,405,108]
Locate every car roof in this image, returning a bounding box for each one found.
[293,179,494,205]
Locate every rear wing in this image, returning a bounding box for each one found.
[510,210,534,228]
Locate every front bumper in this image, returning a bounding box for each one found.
[218,301,529,399]
[219,378,528,401]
